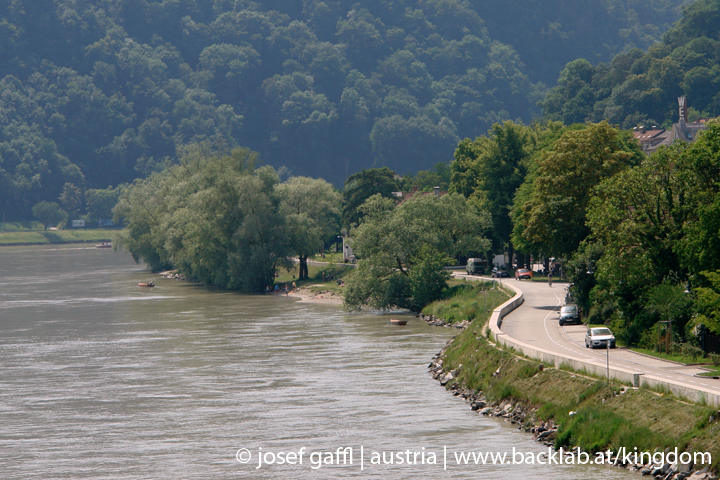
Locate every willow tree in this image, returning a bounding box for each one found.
[113,147,289,292]
[276,176,342,280]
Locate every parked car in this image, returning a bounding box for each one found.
[585,327,616,349]
[491,267,509,278]
[558,304,580,326]
[515,268,533,280]
[465,258,486,275]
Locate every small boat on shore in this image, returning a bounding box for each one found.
[138,281,155,287]
[389,318,407,325]
[95,242,112,248]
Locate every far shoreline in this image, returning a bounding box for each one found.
[0,239,111,247]
[0,228,118,247]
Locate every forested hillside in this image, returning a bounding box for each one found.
[542,0,720,128]
[0,0,686,220]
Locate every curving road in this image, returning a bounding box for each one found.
[454,273,720,396]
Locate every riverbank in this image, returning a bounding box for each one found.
[0,228,117,246]
[430,319,720,478]
[288,287,344,305]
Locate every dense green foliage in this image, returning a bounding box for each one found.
[451,113,720,347]
[542,0,720,128]
[114,146,341,292]
[583,122,720,342]
[448,120,641,262]
[344,192,490,311]
[513,122,643,257]
[483,1,688,82]
[340,167,398,229]
[31,201,67,230]
[450,121,536,260]
[0,0,687,221]
[276,175,341,279]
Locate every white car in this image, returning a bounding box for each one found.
[585,327,616,349]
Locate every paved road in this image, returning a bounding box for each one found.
[454,273,720,395]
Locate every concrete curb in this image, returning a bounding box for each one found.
[487,283,720,407]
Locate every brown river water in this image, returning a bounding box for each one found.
[0,245,637,479]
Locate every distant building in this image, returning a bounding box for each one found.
[633,96,710,154]
[632,125,672,154]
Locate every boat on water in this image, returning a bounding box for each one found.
[138,281,155,287]
[389,318,407,325]
[95,242,112,248]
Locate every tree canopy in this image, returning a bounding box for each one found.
[512,122,643,257]
[0,0,687,220]
[542,0,720,129]
[276,176,341,279]
[114,147,288,292]
[344,192,491,311]
[450,120,536,260]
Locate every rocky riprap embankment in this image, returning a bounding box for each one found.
[428,346,717,480]
[418,313,469,329]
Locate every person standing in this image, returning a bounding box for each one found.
[548,271,553,287]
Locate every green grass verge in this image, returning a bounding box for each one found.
[629,347,715,365]
[439,326,720,470]
[0,221,44,231]
[421,280,511,324]
[309,251,345,264]
[0,228,117,245]
[275,262,355,296]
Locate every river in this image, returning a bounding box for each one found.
[0,245,636,479]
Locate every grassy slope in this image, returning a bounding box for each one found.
[440,326,720,469]
[426,287,720,471]
[422,279,512,324]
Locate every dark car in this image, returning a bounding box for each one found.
[515,268,533,280]
[558,304,581,326]
[491,267,509,278]
[585,327,616,349]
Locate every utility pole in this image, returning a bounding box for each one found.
[606,341,610,384]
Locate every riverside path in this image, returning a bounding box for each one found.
[454,273,720,400]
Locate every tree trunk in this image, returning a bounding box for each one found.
[299,255,308,280]
[516,252,526,269]
[508,241,515,271]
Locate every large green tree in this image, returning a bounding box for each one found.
[276,176,342,280]
[32,201,67,231]
[344,193,491,311]
[513,122,642,257]
[85,185,123,222]
[580,122,720,344]
[114,147,289,292]
[341,167,399,229]
[450,120,535,263]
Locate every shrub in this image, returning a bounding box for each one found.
[709,353,720,366]
[679,343,705,362]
